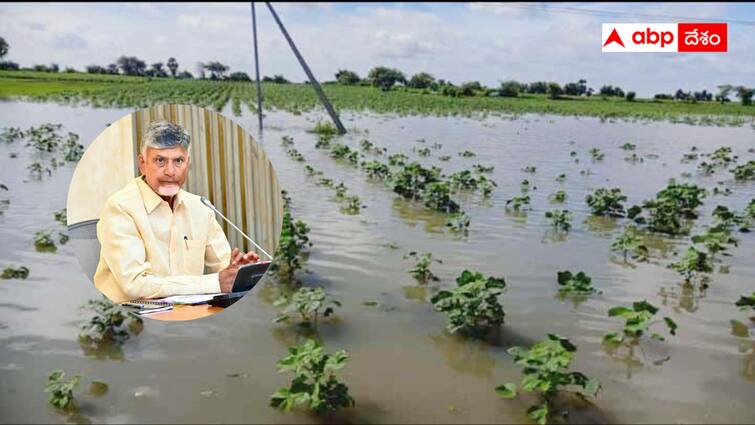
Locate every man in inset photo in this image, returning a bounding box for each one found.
[94,120,259,303]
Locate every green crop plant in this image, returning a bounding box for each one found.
[556,271,601,297]
[311,121,338,136]
[589,148,605,160]
[62,133,84,162]
[273,286,341,326]
[439,155,451,162]
[446,212,471,232]
[473,164,494,174]
[459,150,476,158]
[545,209,572,231]
[388,153,408,166]
[45,370,80,411]
[415,146,431,157]
[549,190,566,203]
[270,192,312,282]
[329,144,359,165]
[478,176,497,198]
[281,135,294,147]
[28,161,52,178]
[603,300,677,347]
[359,139,374,151]
[317,177,334,188]
[621,142,637,150]
[1,265,30,279]
[629,182,706,235]
[430,269,506,336]
[691,227,738,260]
[421,181,460,213]
[669,246,713,283]
[33,230,57,252]
[340,195,363,215]
[735,293,754,313]
[431,142,443,150]
[496,334,600,425]
[732,160,755,181]
[333,182,348,199]
[505,195,531,211]
[611,225,648,262]
[392,162,441,200]
[449,170,478,191]
[711,205,749,232]
[404,251,442,282]
[585,188,626,217]
[625,153,644,163]
[79,297,143,344]
[54,208,67,225]
[270,339,354,414]
[315,135,332,149]
[555,173,566,183]
[523,165,536,173]
[286,148,305,162]
[361,160,391,180]
[304,165,323,176]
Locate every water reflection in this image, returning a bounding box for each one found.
[391,197,448,234]
[658,282,707,314]
[583,216,619,238]
[603,340,670,381]
[428,331,496,379]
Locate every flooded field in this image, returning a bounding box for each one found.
[0,100,753,424]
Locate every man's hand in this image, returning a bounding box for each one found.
[218,248,261,292]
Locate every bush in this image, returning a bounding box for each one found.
[585,188,627,217]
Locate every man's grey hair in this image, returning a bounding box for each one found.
[141,120,191,155]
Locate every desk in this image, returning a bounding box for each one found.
[145,304,225,321]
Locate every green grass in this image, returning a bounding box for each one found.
[1,71,753,125]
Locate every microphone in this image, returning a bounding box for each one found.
[200,196,274,261]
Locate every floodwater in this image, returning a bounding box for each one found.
[0,100,754,424]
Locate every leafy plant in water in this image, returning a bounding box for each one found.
[630,182,706,235]
[555,173,566,183]
[330,144,359,165]
[610,225,648,262]
[361,160,391,180]
[54,208,67,225]
[523,165,536,173]
[45,370,80,411]
[446,212,471,232]
[549,190,566,203]
[458,150,476,158]
[392,162,441,200]
[732,160,755,181]
[430,269,506,336]
[603,300,677,346]
[270,339,354,413]
[404,251,442,282]
[589,148,604,160]
[340,195,363,215]
[270,192,312,282]
[388,153,408,166]
[473,164,494,173]
[585,187,626,217]
[439,154,451,162]
[333,182,348,199]
[415,146,431,157]
[315,135,332,149]
[78,297,143,344]
[1,265,30,279]
[506,195,531,211]
[545,209,572,231]
[281,135,294,147]
[317,177,333,188]
[735,293,754,313]
[33,230,57,252]
[421,181,460,213]
[691,227,738,260]
[273,286,341,326]
[62,133,84,162]
[311,121,338,136]
[28,161,52,178]
[304,165,323,176]
[668,246,713,283]
[496,334,600,425]
[556,271,601,297]
[286,148,305,162]
[711,205,750,233]
[621,142,636,150]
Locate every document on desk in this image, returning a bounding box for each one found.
[159,293,224,305]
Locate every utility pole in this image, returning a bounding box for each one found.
[265,2,346,135]
[250,3,263,134]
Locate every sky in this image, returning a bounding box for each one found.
[1,2,754,98]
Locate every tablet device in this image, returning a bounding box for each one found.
[231,260,272,293]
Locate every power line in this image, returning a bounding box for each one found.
[471,2,755,26]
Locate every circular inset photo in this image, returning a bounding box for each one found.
[66,104,283,321]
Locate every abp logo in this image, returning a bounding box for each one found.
[602,23,727,53]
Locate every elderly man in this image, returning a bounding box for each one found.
[94,120,259,303]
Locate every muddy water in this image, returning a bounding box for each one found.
[0,100,753,424]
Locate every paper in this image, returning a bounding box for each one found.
[159,293,224,305]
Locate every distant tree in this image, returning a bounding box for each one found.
[335,69,360,85]
[693,90,712,102]
[527,81,548,94]
[64,67,77,73]
[600,85,625,97]
[626,91,636,101]
[563,79,588,96]
[654,93,673,100]
[86,65,107,74]
[716,84,733,104]
[499,80,522,97]
[547,82,563,99]
[33,64,58,73]
[735,86,754,106]
[177,70,193,79]
[149,62,167,77]
[116,56,147,76]
[107,63,118,74]
[367,66,406,91]
[460,81,483,96]
[203,61,229,80]
[227,71,251,81]
[407,72,435,89]
[0,37,7,59]
[166,57,178,77]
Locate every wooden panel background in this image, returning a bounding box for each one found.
[132,104,282,257]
